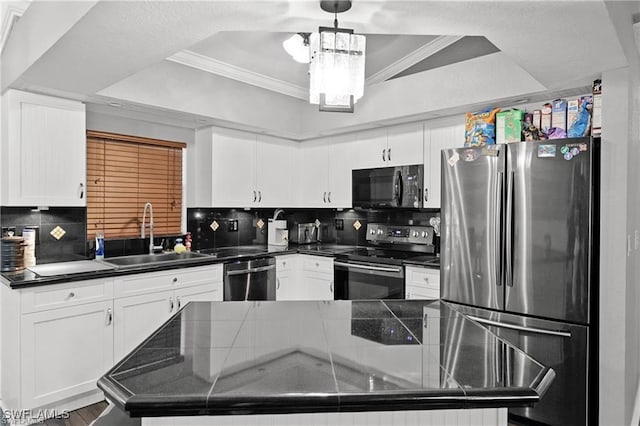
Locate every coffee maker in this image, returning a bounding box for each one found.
[268,220,288,246]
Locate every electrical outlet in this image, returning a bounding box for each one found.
[335,219,344,230]
[228,219,238,232]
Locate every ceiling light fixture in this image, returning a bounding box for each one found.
[283,1,366,113]
[283,33,310,63]
[310,0,365,113]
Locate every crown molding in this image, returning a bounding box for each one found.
[365,35,464,85]
[1,1,31,54]
[167,50,308,101]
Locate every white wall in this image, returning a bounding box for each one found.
[85,111,195,144]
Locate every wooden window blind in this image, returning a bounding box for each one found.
[86,131,185,239]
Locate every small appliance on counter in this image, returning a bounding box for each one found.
[267,220,288,247]
[289,223,321,244]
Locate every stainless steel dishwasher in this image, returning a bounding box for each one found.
[223,257,276,301]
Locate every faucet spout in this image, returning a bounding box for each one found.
[273,209,285,220]
[141,202,155,254]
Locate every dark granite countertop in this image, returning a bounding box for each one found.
[98,300,554,417]
[1,244,438,289]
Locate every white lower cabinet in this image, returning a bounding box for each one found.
[275,255,299,301]
[21,300,114,409]
[405,266,440,299]
[299,255,334,300]
[113,289,175,360]
[113,265,223,360]
[1,264,224,416]
[275,255,334,301]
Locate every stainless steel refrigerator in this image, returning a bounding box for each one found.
[441,137,598,426]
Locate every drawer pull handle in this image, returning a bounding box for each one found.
[106,308,113,326]
[177,297,181,309]
[315,262,319,267]
[68,292,75,298]
[277,278,281,290]
[283,261,286,267]
[172,277,178,283]
[169,297,174,312]
[329,280,334,293]
[424,277,429,283]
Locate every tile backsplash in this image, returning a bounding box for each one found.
[1,207,87,264]
[187,208,440,250]
[1,206,440,264]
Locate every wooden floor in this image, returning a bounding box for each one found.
[41,401,108,426]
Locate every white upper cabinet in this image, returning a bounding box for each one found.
[352,128,388,169]
[1,90,86,207]
[256,135,294,207]
[211,128,257,207]
[190,127,296,208]
[296,135,353,208]
[423,121,465,208]
[353,122,423,169]
[296,140,329,208]
[386,122,424,166]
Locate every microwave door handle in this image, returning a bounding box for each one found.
[398,171,404,206]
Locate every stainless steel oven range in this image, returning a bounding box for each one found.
[334,223,435,300]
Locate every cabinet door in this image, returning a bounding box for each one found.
[113,290,175,361]
[328,134,354,208]
[21,301,113,408]
[3,90,86,206]
[211,128,256,207]
[276,272,298,301]
[175,283,222,310]
[387,122,424,166]
[299,271,334,301]
[297,142,329,207]
[424,123,465,208]
[276,255,299,301]
[256,136,294,207]
[353,128,388,168]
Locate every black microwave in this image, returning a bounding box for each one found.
[352,165,423,208]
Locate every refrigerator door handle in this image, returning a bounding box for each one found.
[467,315,572,338]
[496,171,504,286]
[505,171,515,287]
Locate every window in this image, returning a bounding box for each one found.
[86,130,185,239]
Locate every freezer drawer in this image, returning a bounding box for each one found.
[452,304,589,426]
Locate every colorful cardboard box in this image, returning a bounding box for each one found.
[496,109,524,143]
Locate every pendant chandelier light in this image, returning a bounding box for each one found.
[301,0,366,113]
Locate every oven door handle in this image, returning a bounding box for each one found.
[226,264,275,276]
[334,261,403,274]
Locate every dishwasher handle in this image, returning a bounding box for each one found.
[226,264,276,276]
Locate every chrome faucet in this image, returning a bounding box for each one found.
[141,202,156,255]
[273,209,285,220]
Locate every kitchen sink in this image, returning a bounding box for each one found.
[100,251,209,269]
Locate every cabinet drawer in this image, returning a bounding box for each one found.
[406,266,440,290]
[405,285,439,300]
[300,255,333,273]
[114,265,223,298]
[276,255,298,272]
[21,278,114,313]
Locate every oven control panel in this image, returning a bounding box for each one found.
[366,224,434,245]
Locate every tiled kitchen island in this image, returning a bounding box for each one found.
[97,300,554,426]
